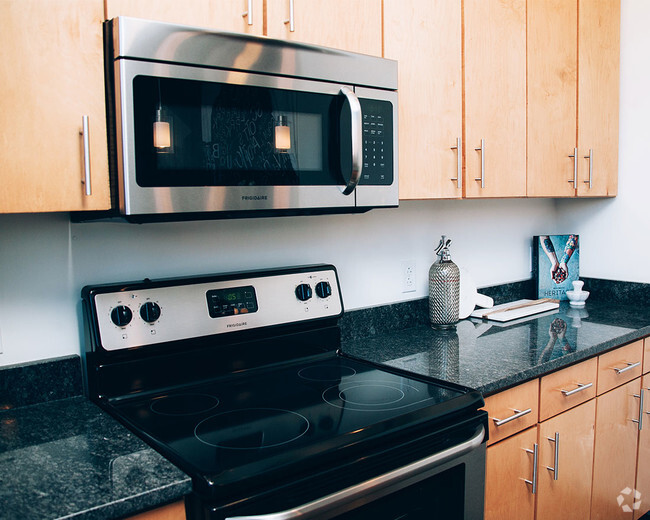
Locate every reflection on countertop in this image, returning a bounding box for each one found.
[342,301,649,396]
[0,396,191,520]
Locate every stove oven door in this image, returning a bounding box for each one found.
[197,420,486,520]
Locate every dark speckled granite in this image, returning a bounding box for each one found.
[582,277,650,305]
[0,397,192,520]
[0,355,83,410]
[343,297,650,397]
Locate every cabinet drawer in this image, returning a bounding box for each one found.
[539,357,597,421]
[597,340,644,395]
[483,379,539,446]
[644,337,650,374]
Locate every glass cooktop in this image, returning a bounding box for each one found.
[111,355,468,488]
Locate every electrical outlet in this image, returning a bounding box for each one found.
[402,261,416,293]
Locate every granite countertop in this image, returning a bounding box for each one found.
[342,300,650,396]
[0,392,192,520]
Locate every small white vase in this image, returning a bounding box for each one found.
[566,280,590,307]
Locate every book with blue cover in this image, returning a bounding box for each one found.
[533,235,579,301]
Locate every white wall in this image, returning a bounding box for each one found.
[1,0,647,368]
[555,0,650,281]
[0,199,557,366]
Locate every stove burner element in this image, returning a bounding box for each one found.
[323,381,424,411]
[150,393,220,416]
[298,365,357,381]
[339,384,405,406]
[195,408,310,450]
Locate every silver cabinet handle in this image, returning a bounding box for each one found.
[524,443,539,494]
[568,147,578,185]
[613,361,641,374]
[474,138,485,188]
[242,0,253,25]
[633,390,644,431]
[561,382,593,397]
[583,148,593,189]
[81,115,92,196]
[283,0,295,32]
[339,87,362,196]
[546,432,559,480]
[493,408,531,427]
[226,426,485,520]
[450,137,462,189]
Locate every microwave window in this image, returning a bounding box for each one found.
[132,76,344,187]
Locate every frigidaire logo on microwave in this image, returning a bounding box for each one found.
[242,195,268,201]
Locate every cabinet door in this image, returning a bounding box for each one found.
[591,378,642,520]
[576,0,619,197]
[537,400,596,520]
[104,0,264,35]
[384,0,462,200]
[464,0,526,198]
[266,0,382,56]
[0,0,110,213]
[484,427,537,520]
[634,374,650,520]
[527,0,577,197]
[125,501,185,520]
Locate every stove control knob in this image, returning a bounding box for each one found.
[295,283,312,302]
[110,305,133,327]
[140,301,161,323]
[315,281,332,299]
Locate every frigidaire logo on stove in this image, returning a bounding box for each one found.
[242,195,268,201]
[227,322,248,328]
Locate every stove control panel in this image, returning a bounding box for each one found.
[88,266,343,352]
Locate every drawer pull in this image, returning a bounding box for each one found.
[524,443,539,494]
[613,361,641,374]
[561,382,593,397]
[493,408,532,427]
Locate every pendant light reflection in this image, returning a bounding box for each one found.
[154,79,173,153]
[275,115,291,153]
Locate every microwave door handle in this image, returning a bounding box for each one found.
[339,87,363,195]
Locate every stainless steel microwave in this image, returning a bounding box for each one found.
[104,17,398,221]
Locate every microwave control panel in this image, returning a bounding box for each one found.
[360,98,394,186]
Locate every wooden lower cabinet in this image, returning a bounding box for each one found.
[125,500,186,520]
[484,427,537,520]
[537,400,596,520]
[634,373,650,520]
[591,378,642,520]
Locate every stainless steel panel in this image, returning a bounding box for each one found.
[94,268,342,351]
[355,87,398,208]
[111,17,397,90]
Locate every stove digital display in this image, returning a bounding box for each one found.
[206,286,258,318]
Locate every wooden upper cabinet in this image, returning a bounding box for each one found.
[0,0,110,213]
[464,0,526,198]
[528,0,619,198]
[577,0,619,197]
[527,0,578,198]
[266,0,382,56]
[104,0,264,35]
[384,0,462,200]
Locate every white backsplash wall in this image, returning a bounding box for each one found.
[0,198,557,366]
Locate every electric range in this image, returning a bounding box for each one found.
[82,265,487,519]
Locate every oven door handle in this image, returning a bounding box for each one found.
[339,86,363,196]
[225,424,485,520]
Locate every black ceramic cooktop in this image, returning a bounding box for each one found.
[111,355,470,489]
